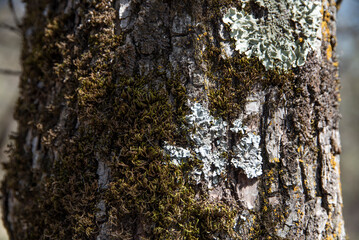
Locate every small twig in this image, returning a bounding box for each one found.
[8,0,21,27]
[0,23,20,34]
[0,68,21,76]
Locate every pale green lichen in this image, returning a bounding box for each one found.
[223,0,322,70]
[230,119,262,178]
[164,102,263,188]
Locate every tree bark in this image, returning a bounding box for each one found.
[2,0,345,239]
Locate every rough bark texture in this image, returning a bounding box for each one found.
[2,0,345,239]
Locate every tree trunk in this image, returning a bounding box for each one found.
[2,0,345,239]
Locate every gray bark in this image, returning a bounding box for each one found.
[2,0,345,239]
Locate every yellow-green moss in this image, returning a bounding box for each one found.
[202,44,294,121]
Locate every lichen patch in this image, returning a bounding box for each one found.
[164,101,263,188]
[223,0,322,70]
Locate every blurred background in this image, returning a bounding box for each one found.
[0,0,358,239]
[0,0,22,238]
[337,0,359,239]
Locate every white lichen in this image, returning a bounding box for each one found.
[223,0,322,70]
[163,144,191,166]
[231,120,262,179]
[163,102,263,188]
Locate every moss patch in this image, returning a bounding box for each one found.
[3,0,244,239]
[203,43,294,122]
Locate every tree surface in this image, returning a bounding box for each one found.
[2,0,345,239]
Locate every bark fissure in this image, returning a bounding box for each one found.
[299,160,310,202]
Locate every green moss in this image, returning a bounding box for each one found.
[202,44,294,121]
[95,71,240,239]
[3,1,245,239]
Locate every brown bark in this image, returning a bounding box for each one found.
[2,0,345,239]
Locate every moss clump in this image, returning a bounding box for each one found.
[98,73,239,239]
[203,44,294,121]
